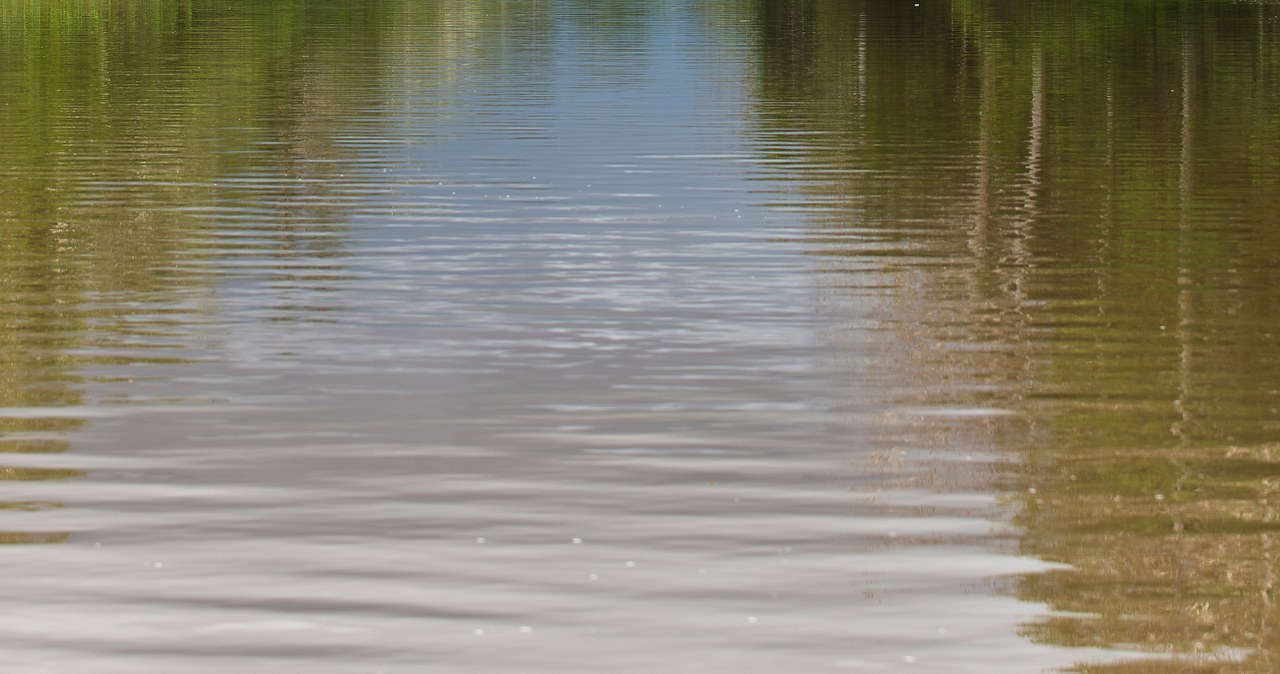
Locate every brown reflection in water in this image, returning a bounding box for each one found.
[1,0,444,543]
[0,467,84,482]
[0,501,62,512]
[0,531,70,545]
[753,0,1280,670]
[1017,444,1280,673]
[0,438,70,454]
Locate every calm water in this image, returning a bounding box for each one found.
[3,0,1280,671]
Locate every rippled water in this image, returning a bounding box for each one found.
[3,0,1280,671]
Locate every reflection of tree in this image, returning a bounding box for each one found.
[1,0,377,327]
[750,0,1280,669]
[1,0,503,542]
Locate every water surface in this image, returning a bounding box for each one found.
[3,0,1280,671]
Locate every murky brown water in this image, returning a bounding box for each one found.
[3,0,1280,671]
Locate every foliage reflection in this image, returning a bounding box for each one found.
[751,0,1280,670]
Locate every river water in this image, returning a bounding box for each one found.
[2,0,1280,672]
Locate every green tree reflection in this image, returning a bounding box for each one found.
[751,0,1280,670]
[1,0,518,542]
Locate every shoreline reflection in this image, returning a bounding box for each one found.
[751,0,1280,669]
